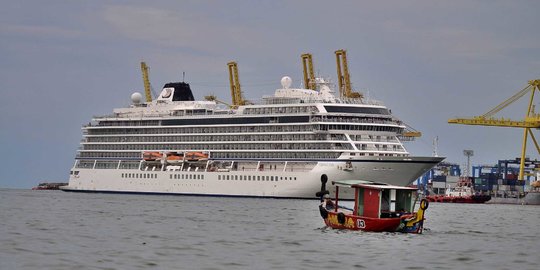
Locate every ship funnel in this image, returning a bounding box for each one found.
[158,82,195,101]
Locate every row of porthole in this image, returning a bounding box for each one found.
[121,173,297,182]
[170,174,205,180]
[173,184,203,187]
[217,175,297,181]
[120,173,205,180]
[122,173,157,179]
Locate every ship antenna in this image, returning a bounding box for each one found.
[182,72,185,82]
[432,136,439,157]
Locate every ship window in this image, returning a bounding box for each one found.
[271,176,274,181]
[227,175,230,180]
[257,176,260,181]
[218,175,221,180]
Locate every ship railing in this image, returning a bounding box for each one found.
[257,96,385,106]
[310,117,396,125]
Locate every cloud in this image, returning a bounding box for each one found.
[101,5,264,55]
[382,20,502,61]
[0,24,83,39]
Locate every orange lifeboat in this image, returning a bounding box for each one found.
[166,152,184,164]
[185,152,209,161]
[143,152,163,161]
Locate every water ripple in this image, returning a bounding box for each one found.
[0,189,539,270]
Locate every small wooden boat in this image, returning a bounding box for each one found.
[319,180,429,233]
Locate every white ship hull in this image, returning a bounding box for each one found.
[63,157,442,198]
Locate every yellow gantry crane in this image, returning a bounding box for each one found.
[301,53,316,90]
[448,79,540,180]
[227,61,248,107]
[335,49,362,99]
[140,62,153,102]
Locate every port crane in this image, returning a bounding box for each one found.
[227,61,249,107]
[448,79,540,180]
[140,62,153,102]
[335,49,362,99]
[301,53,316,90]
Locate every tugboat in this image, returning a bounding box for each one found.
[425,177,491,203]
[319,180,429,233]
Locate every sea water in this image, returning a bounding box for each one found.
[0,189,538,269]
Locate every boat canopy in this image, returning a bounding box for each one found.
[331,179,418,217]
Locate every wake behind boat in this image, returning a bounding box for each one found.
[62,52,443,198]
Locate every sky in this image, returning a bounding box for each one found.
[1,0,540,188]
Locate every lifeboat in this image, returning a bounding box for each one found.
[143,152,163,162]
[185,152,209,162]
[166,152,184,164]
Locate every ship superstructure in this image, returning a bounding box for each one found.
[63,74,443,198]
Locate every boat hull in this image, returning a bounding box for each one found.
[63,157,443,198]
[425,194,491,204]
[322,210,424,233]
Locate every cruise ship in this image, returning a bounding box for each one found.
[62,73,444,198]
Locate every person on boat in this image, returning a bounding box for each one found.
[381,195,390,212]
[321,194,335,210]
